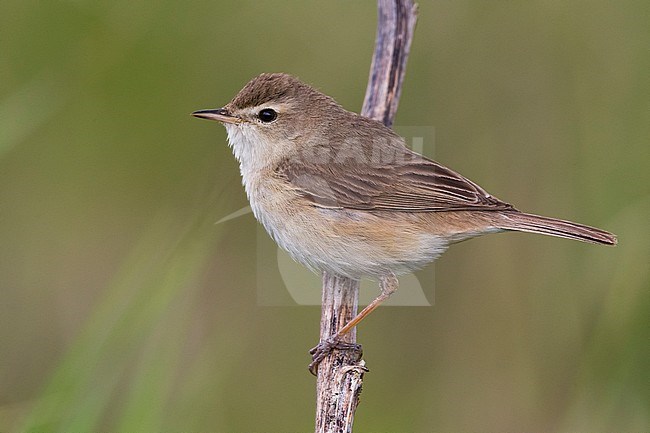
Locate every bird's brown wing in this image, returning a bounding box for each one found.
[275,150,514,212]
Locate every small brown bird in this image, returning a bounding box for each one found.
[193,73,617,372]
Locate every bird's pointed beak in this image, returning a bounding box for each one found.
[191,108,241,124]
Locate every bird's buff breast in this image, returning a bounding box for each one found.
[245,173,448,279]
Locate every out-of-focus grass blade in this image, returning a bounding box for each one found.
[560,196,650,431]
[20,208,218,432]
[0,74,68,159]
[114,259,199,432]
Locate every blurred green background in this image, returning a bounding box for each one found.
[1,1,648,432]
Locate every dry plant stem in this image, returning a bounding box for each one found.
[314,1,418,432]
[362,0,419,127]
[314,272,364,433]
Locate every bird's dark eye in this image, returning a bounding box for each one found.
[258,108,278,123]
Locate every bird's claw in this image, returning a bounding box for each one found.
[308,338,363,376]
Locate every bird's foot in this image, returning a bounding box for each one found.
[308,337,363,376]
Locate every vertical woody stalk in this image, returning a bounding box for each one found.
[315,1,418,432]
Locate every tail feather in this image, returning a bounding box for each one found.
[497,212,617,246]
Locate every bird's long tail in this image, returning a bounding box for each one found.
[497,211,617,245]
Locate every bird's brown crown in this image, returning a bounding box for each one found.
[229,73,337,110]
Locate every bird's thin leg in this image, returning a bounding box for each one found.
[309,272,398,375]
[335,273,398,337]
